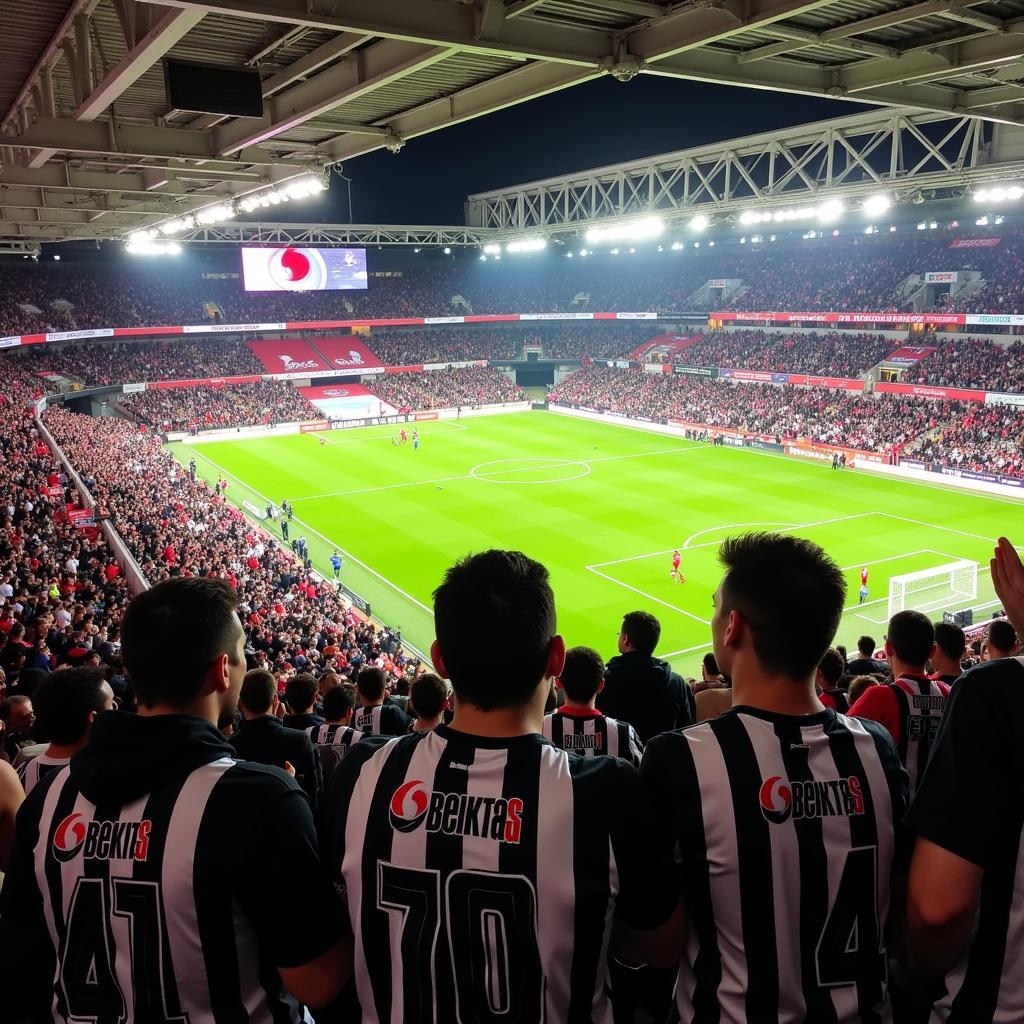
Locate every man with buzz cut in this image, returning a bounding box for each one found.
[321,549,684,1024]
[352,665,411,736]
[0,577,351,1024]
[599,610,695,743]
[543,646,644,768]
[642,533,909,1024]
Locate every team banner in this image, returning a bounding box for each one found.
[949,237,1002,248]
[122,382,147,394]
[147,375,262,391]
[183,322,286,334]
[885,345,937,365]
[924,272,957,283]
[299,384,375,401]
[985,391,1024,407]
[313,335,384,371]
[713,310,967,326]
[874,381,987,403]
[672,365,718,377]
[46,328,114,343]
[247,338,331,375]
[787,374,866,391]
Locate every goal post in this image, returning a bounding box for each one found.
[887,560,979,620]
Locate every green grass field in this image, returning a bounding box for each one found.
[170,411,1019,677]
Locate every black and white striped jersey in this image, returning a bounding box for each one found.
[16,752,70,795]
[642,706,909,1024]
[308,724,365,786]
[0,711,345,1024]
[353,703,411,737]
[322,725,677,1024]
[542,710,644,768]
[907,657,1024,1023]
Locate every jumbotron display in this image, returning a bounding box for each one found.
[240,245,367,291]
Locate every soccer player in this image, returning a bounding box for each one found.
[543,645,643,767]
[321,549,684,1023]
[412,428,420,450]
[671,548,685,583]
[351,666,411,735]
[331,550,343,580]
[642,532,908,1024]
[0,579,351,1023]
[861,565,869,588]
[905,537,1024,1021]
[849,610,949,796]
[16,667,113,795]
[859,582,870,604]
[399,427,408,444]
[319,435,327,447]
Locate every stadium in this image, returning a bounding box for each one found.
[1,2,1024,1023]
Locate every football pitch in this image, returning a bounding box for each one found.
[170,411,1018,676]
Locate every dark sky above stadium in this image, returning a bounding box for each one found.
[319,77,873,226]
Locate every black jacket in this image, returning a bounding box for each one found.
[847,657,886,676]
[597,650,695,743]
[231,716,321,814]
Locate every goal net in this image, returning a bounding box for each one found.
[887,560,978,620]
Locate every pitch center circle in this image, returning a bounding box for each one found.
[470,458,592,485]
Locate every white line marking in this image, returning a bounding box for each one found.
[589,512,877,569]
[288,442,712,502]
[585,565,713,626]
[661,640,715,659]
[178,444,434,617]
[470,458,592,485]
[879,512,998,544]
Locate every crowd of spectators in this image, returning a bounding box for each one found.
[2,227,1022,338]
[117,380,321,432]
[11,337,264,386]
[40,408,412,683]
[685,329,894,375]
[369,365,528,411]
[907,336,1024,393]
[550,366,969,456]
[908,403,1024,478]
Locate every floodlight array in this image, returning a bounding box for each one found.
[740,199,844,225]
[585,216,663,243]
[126,241,182,256]
[505,238,547,253]
[974,185,1023,203]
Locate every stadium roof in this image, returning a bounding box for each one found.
[4,0,1024,245]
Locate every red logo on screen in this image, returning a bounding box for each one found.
[280,247,311,283]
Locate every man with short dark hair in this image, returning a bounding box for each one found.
[408,672,448,732]
[322,549,684,1023]
[643,533,908,1024]
[906,537,1024,1020]
[309,685,363,786]
[16,667,113,794]
[931,620,966,685]
[847,634,886,676]
[816,647,850,712]
[543,646,643,767]
[984,617,1019,660]
[598,610,694,742]
[232,668,321,813]
[352,665,410,736]
[283,672,324,731]
[1,694,35,763]
[850,609,949,796]
[0,578,350,1023]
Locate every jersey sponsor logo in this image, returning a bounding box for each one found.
[388,781,524,843]
[52,812,152,863]
[758,775,865,824]
[561,732,604,751]
[910,694,946,711]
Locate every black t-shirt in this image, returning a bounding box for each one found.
[907,657,1024,1021]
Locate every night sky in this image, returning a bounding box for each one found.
[313,75,875,226]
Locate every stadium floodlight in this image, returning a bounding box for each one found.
[862,194,891,217]
[689,214,709,231]
[977,215,989,226]
[125,240,182,256]
[443,246,452,255]
[579,248,588,256]
[483,243,502,255]
[196,204,235,225]
[584,216,663,243]
[816,199,844,222]
[670,241,683,250]
[505,238,546,253]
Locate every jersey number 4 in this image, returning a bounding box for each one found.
[815,846,884,989]
[378,863,543,1024]
[59,877,185,1024]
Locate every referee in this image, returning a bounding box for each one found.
[0,578,351,1023]
[643,533,908,1024]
